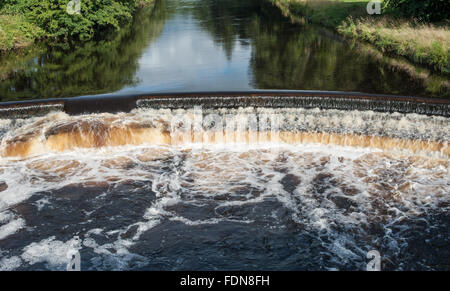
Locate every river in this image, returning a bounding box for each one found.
[0,0,448,271]
[0,0,448,101]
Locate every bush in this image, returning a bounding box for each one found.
[383,0,450,22]
[0,14,45,51]
[1,0,150,41]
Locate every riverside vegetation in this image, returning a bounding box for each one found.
[0,0,155,51]
[270,0,449,74]
[1,0,449,74]
[0,1,166,101]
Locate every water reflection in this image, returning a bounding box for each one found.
[249,21,449,97]
[0,0,448,101]
[0,2,166,101]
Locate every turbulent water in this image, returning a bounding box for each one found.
[0,106,448,270]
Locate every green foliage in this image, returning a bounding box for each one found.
[338,18,449,73]
[383,0,450,22]
[1,0,154,41]
[0,14,45,51]
[0,3,164,101]
[429,41,448,73]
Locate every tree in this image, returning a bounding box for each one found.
[384,0,450,22]
[1,0,153,41]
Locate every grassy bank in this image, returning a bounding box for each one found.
[0,0,155,52]
[0,14,44,51]
[338,17,449,73]
[271,0,449,74]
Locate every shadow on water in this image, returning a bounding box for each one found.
[0,0,449,101]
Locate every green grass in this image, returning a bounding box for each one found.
[338,17,449,73]
[0,0,156,53]
[0,14,44,52]
[271,0,450,73]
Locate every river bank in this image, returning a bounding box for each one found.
[0,14,43,51]
[0,0,155,52]
[270,0,449,74]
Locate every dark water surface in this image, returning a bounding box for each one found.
[0,0,449,102]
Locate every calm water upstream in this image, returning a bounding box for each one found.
[0,0,449,271]
[0,0,448,101]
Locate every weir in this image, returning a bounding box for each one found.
[0,91,449,118]
[0,102,448,158]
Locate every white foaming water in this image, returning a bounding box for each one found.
[0,143,447,270]
[0,107,448,270]
[0,107,448,158]
[0,255,22,271]
[0,211,25,240]
[21,236,81,270]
